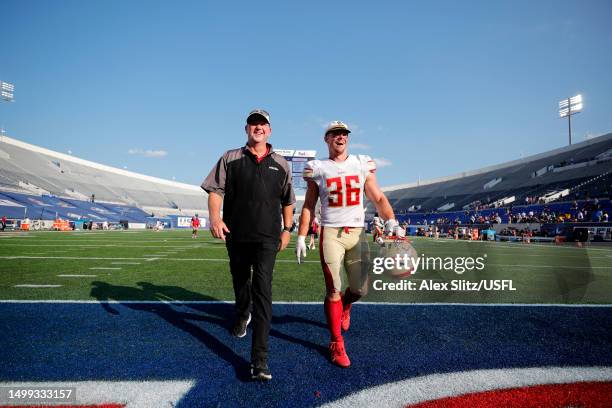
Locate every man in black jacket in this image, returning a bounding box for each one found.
[202,109,295,381]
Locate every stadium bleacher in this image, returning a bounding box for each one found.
[0,135,207,225]
[2,131,611,234]
[376,133,612,227]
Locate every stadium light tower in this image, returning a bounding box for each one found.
[558,94,583,146]
[1,80,15,103]
[0,80,15,136]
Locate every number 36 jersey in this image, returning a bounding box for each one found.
[303,155,376,227]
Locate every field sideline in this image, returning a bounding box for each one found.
[1,229,610,304]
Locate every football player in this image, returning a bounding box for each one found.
[191,214,200,239]
[308,215,319,250]
[372,212,384,243]
[296,120,397,368]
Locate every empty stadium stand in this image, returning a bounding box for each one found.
[0,135,207,223]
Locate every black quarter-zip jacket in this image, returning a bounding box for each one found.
[202,144,296,243]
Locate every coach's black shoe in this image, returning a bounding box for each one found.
[232,313,251,338]
[250,361,272,381]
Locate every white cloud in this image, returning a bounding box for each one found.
[373,157,392,168]
[351,143,370,150]
[128,148,168,158]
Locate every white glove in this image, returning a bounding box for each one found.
[384,219,399,236]
[296,235,307,264]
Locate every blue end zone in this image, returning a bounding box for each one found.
[1,303,611,407]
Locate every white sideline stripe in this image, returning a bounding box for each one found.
[89,267,121,270]
[413,237,612,250]
[13,284,62,288]
[58,274,97,277]
[111,262,141,265]
[0,300,610,307]
[0,380,195,408]
[320,366,612,408]
[0,255,320,263]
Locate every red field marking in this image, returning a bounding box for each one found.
[409,381,612,408]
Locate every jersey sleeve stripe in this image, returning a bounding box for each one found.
[303,168,314,179]
[367,160,376,173]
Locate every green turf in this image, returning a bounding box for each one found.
[0,230,610,303]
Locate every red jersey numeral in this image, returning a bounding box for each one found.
[326,175,360,207]
[327,177,343,207]
[345,175,360,206]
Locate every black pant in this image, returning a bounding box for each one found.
[226,240,278,363]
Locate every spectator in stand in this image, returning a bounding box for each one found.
[1,215,6,231]
[603,212,609,222]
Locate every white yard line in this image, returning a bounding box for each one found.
[57,274,97,277]
[487,263,611,269]
[111,262,141,265]
[0,256,608,268]
[0,244,211,248]
[13,284,62,288]
[89,267,121,270]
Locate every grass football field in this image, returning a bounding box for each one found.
[2,229,611,406]
[1,229,610,304]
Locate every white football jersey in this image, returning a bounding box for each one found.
[303,155,376,227]
[373,216,383,228]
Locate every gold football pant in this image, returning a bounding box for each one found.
[319,226,370,296]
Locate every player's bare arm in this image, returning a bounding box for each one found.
[296,180,319,263]
[279,204,295,251]
[208,192,230,241]
[299,180,319,235]
[364,172,398,233]
[364,172,393,219]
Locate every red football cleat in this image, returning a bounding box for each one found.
[341,304,351,332]
[329,340,351,368]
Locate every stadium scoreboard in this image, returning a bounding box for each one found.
[275,149,316,191]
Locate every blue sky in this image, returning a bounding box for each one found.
[1,0,611,188]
